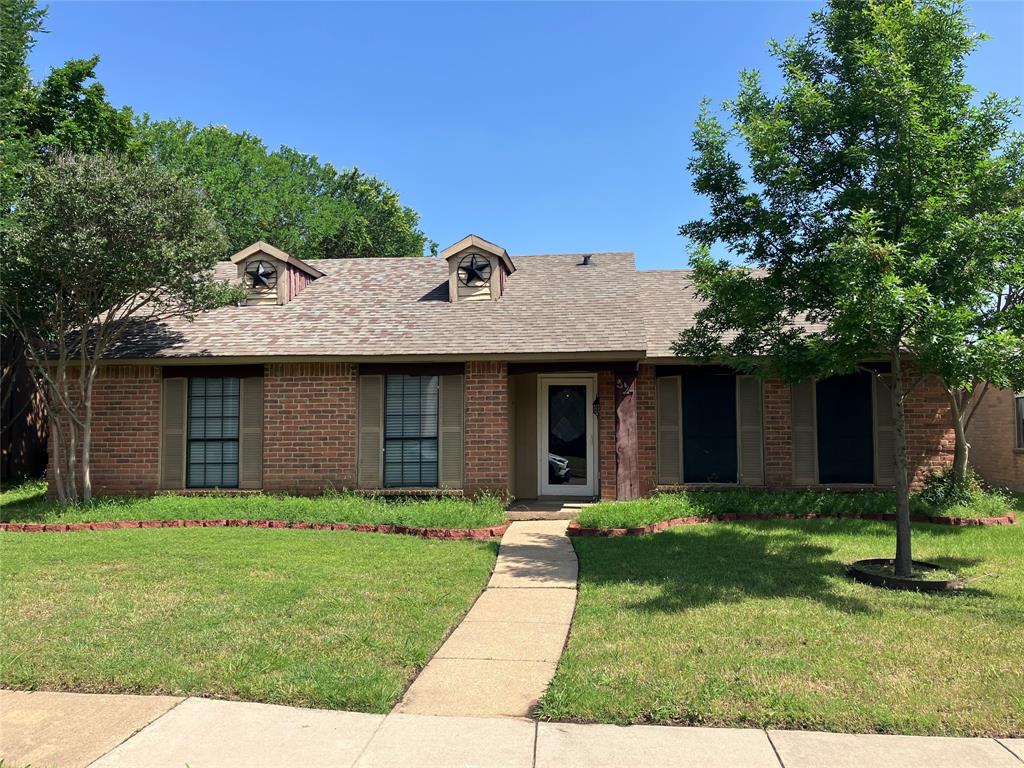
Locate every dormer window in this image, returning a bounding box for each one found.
[442,235,516,302]
[229,241,324,306]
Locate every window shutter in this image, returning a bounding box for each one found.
[792,380,818,485]
[160,377,187,489]
[656,376,683,485]
[873,374,896,486]
[358,375,384,488]
[239,377,263,489]
[438,374,464,488]
[1016,393,1024,450]
[737,376,764,486]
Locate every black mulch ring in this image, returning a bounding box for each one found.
[846,558,965,592]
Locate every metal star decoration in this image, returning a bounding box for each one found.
[458,254,491,287]
[245,260,278,289]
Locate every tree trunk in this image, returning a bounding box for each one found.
[890,348,912,578]
[65,413,78,503]
[48,411,67,504]
[81,414,92,503]
[944,387,970,488]
[54,365,80,504]
[81,366,96,503]
[951,419,969,486]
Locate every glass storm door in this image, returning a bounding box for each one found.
[539,377,596,497]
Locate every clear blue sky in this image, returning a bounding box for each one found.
[30,1,1024,269]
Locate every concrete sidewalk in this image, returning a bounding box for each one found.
[395,519,578,717]
[2,691,1021,768]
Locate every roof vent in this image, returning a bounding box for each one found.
[229,241,325,306]
[580,254,593,266]
[441,234,516,303]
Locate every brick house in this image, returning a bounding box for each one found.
[58,235,958,500]
[967,388,1024,491]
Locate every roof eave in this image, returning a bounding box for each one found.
[91,350,649,365]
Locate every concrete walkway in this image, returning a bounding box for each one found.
[505,500,585,521]
[2,691,1022,768]
[395,520,578,717]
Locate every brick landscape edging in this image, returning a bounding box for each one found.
[567,511,1017,537]
[0,519,510,540]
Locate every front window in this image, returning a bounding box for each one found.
[816,373,874,484]
[187,377,240,488]
[1016,393,1024,450]
[384,375,438,487]
[681,370,738,483]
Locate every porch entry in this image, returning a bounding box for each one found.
[538,375,597,497]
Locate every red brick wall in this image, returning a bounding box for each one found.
[642,367,954,493]
[636,364,657,497]
[598,370,616,500]
[464,361,510,497]
[758,371,953,490]
[263,362,357,493]
[903,371,954,488]
[763,378,793,488]
[52,359,959,500]
[967,387,1023,490]
[47,365,161,495]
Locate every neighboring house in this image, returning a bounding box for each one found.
[52,235,956,500]
[967,389,1024,491]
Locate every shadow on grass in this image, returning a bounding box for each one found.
[572,520,992,616]
[0,485,48,521]
[1007,492,1024,515]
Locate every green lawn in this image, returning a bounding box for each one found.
[577,488,1016,529]
[538,520,1024,737]
[0,481,505,529]
[0,527,497,712]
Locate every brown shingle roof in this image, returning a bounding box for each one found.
[635,269,701,359]
[636,267,825,359]
[105,252,651,360]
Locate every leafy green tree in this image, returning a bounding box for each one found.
[136,119,435,260]
[675,0,1024,576]
[1,152,241,503]
[1,0,135,212]
[2,0,138,482]
[0,0,46,210]
[0,0,44,115]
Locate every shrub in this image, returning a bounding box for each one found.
[915,468,1015,518]
[577,486,1015,529]
[917,467,983,509]
[0,486,506,529]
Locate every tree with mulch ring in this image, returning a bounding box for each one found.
[846,558,964,593]
[675,0,1024,579]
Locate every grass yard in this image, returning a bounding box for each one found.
[538,519,1024,737]
[0,527,497,712]
[0,480,505,529]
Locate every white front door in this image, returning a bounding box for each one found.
[539,376,597,497]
